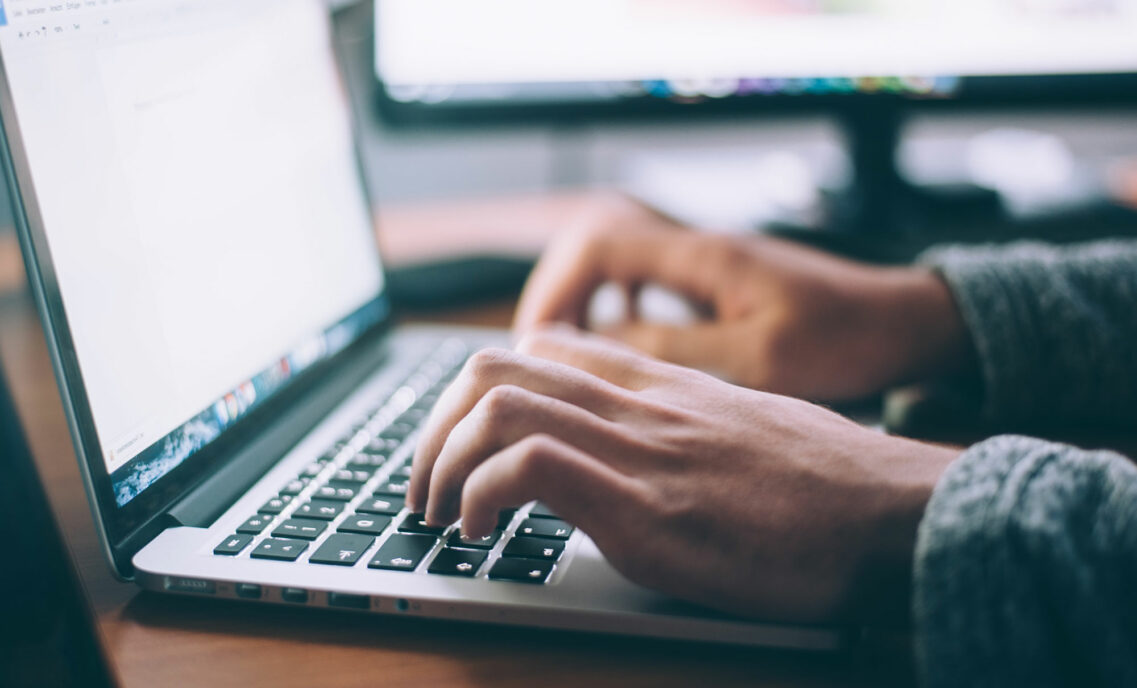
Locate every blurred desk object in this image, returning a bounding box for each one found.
[0,194,912,688]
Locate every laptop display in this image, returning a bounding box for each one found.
[0,0,387,509]
[0,0,845,650]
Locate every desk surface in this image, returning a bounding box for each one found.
[0,194,911,688]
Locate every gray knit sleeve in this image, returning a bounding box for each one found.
[914,435,1137,688]
[919,240,1137,426]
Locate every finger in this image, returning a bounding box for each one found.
[459,433,646,541]
[408,347,631,511]
[600,322,736,377]
[424,385,634,525]
[513,227,722,334]
[515,325,668,390]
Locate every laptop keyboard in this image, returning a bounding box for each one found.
[211,339,573,585]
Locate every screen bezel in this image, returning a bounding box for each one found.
[0,4,393,576]
[373,71,1137,127]
[370,0,1137,128]
[370,0,1137,126]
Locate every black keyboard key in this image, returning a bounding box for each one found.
[273,518,328,540]
[214,534,253,556]
[315,483,358,502]
[355,496,405,516]
[447,530,502,550]
[338,514,392,535]
[488,557,555,584]
[236,515,271,535]
[398,513,448,536]
[374,479,409,497]
[411,392,440,411]
[258,496,293,515]
[348,452,388,469]
[501,537,564,561]
[300,462,324,478]
[293,499,344,521]
[379,422,415,440]
[250,538,308,561]
[332,468,372,485]
[529,503,560,519]
[309,533,375,566]
[367,437,401,454]
[496,509,519,530]
[279,479,309,496]
[398,407,429,425]
[428,548,487,577]
[368,534,437,571]
[515,518,574,540]
[391,462,414,479]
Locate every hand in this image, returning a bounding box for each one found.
[409,326,959,624]
[514,197,973,402]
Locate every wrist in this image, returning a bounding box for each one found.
[853,436,960,625]
[872,267,976,387]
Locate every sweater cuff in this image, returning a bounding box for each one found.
[917,240,1137,426]
[913,435,1137,687]
[917,245,1042,422]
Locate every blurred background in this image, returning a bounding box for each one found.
[5,0,1137,285]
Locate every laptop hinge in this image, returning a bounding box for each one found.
[164,336,392,529]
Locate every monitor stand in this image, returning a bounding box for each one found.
[829,102,1003,236]
[767,101,1137,263]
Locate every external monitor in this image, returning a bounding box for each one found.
[373,0,1137,232]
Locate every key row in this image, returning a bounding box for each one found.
[219,530,564,584]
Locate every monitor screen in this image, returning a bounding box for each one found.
[376,0,1137,107]
[0,0,386,507]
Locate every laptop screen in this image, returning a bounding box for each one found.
[0,0,386,507]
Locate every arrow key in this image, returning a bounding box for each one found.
[309,533,375,567]
[488,557,555,584]
[251,538,308,562]
[427,548,488,577]
[515,518,574,541]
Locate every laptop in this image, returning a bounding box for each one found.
[0,361,118,688]
[0,0,840,650]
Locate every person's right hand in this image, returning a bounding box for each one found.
[514,198,973,402]
[408,326,959,624]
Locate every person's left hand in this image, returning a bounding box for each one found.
[408,326,958,624]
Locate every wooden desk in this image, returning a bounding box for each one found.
[0,195,910,688]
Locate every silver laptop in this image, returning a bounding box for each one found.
[0,0,840,650]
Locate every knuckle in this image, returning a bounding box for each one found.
[512,433,561,481]
[698,234,746,273]
[514,328,556,357]
[478,384,528,421]
[463,347,516,383]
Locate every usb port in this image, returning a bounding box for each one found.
[235,583,262,599]
[281,587,308,604]
[327,592,369,610]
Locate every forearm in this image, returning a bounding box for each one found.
[914,435,1137,687]
[919,239,1137,426]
